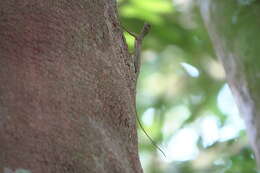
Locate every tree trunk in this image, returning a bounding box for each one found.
[0,1,142,172]
[197,0,260,166]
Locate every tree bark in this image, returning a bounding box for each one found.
[0,1,142,172]
[197,0,260,166]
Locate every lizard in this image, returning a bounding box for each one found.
[122,23,166,157]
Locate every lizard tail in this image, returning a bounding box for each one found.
[136,113,166,157]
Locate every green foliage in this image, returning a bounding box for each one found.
[118,0,256,172]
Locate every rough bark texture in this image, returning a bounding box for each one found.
[0,1,142,172]
[197,0,260,167]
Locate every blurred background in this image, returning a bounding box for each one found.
[118,0,257,172]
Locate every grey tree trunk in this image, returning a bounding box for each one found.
[0,1,142,173]
[198,0,260,167]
